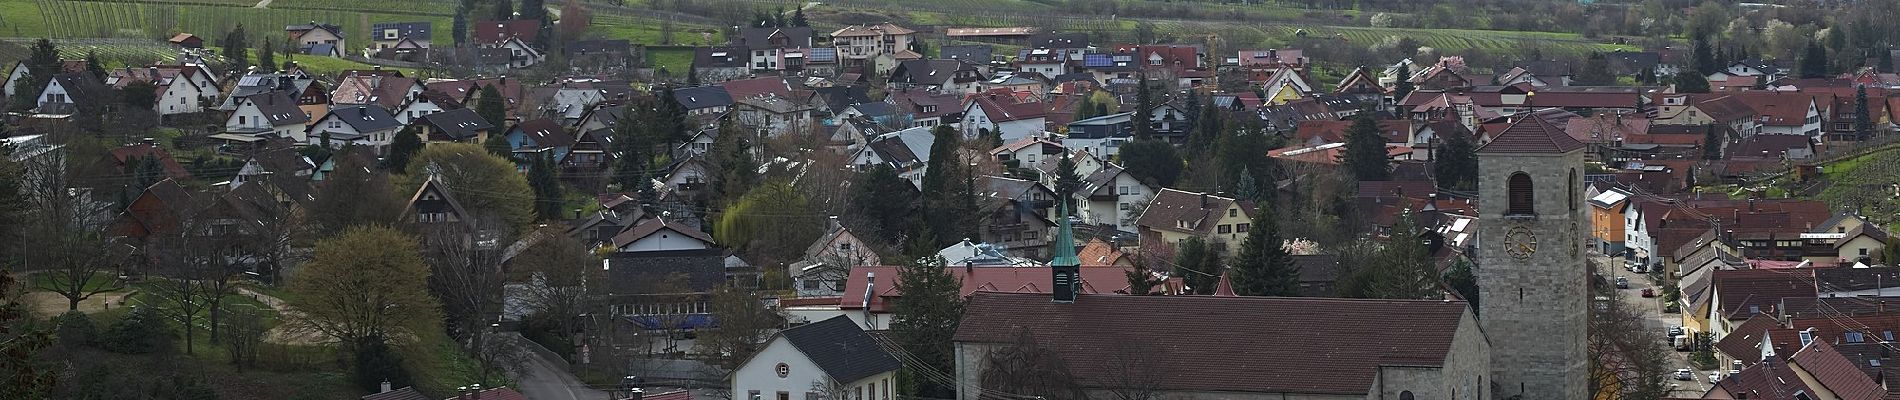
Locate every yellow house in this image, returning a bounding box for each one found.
[1260,68,1312,106]
[1134,189,1255,258]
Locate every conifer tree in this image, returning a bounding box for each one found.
[528,153,563,220]
[1229,206,1299,297]
[1855,84,1873,141]
[1341,114,1391,182]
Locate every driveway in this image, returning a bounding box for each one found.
[506,333,612,400]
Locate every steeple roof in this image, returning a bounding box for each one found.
[1476,113,1585,154]
[1049,199,1079,267]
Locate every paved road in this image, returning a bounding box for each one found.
[508,333,613,400]
[1597,253,1710,396]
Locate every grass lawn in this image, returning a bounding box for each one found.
[0,1,48,38]
[647,47,693,76]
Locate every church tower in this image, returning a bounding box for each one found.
[1475,114,1589,399]
[1050,199,1081,303]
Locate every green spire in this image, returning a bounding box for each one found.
[1050,198,1079,267]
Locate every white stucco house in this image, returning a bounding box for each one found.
[1077,165,1155,233]
[225,92,311,139]
[612,218,717,253]
[730,316,901,400]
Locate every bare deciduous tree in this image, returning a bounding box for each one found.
[20,148,123,311]
[979,329,1086,400]
[1588,261,1673,400]
[697,287,783,369]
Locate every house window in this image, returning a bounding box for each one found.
[1862,248,1871,256]
[1508,172,1535,216]
[1849,331,1867,343]
[1218,225,1231,234]
[778,392,789,400]
[1118,186,1132,195]
[748,391,760,400]
[237,116,247,125]
[1237,223,1250,233]
[1799,329,1814,346]
[1228,209,1237,218]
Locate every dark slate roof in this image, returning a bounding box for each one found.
[48,72,110,109]
[812,85,871,114]
[849,101,894,118]
[1476,114,1585,154]
[325,105,401,133]
[1293,254,1341,284]
[565,39,632,56]
[1028,33,1089,49]
[889,60,972,85]
[305,43,337,56]
[605,248,727,293]
[673,86,733,110]
[778,316,902,384]
[736,26,814,48]
[418,108,493,140]
[473,19,540,44]
[511,118,574,149]
[248,92,310,126]
[1514,60,1572,77]
[370,22,432,40]
[940,44,993,64]
[694,46,748,69]
[953,293,1471,395]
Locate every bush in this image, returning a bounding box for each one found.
[99,308,174,354]
[354,335,414,393]
[53,311,96,348]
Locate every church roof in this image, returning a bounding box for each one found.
[1476,114,1584,154]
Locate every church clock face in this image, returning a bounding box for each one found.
[1505,226,1538,260]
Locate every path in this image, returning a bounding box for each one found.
[235,287,327,346]
[21,291,136,318]
[504,332,611,400]
[254,0,272,9]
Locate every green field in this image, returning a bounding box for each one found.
[647,47,693,76]
[31,0,451,47]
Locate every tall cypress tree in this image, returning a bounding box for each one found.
[452,6,471,47]
[1801,40,1829,79]
[495,0,514,20]
[612,104,651,192]
[528,153,564,220]
[1132,72,1153,141]
[1432,128,1477,191]
[83,51,105,83]
[1229,206,1299,297]
[225,25,250,73]
[790,6,808,27]
[919,125,972,246]
[1341,114,1391,182]
[1393,63,1415,102]
[384,125,424,171]
[1692,38,1718,75]
[1855,84,1873,141]
[258,41,277,75]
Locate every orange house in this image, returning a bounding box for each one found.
[1588,188,1632,256]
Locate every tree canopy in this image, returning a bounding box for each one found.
[287,226,443,349]
[1228,207,1299,296]
[1341,114,1392,182]
[403,143,536,229]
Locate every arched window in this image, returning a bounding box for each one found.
[1508,172,1535,216]
[1399,391,1414,400]
[1568,168,1580,211]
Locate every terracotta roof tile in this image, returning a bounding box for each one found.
[1790,341,1886,400]
[952,293,1472,395]
[1476,114,1585,153]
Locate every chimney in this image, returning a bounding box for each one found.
[456,386,470,400]
[374,65,383,71]
[141,137,156,147]
[1199,192,1209,209]
[277,75,292,91]
[379,381,392,393]
[469,384,483,400]
[862,272,876,309]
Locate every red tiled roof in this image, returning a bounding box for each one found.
[1563,114,1650,144]
[720,76,793,101]
[1075,238,1127,266]
[1134,189,1253,236]
[438,387,527,400]
[1712,268,1816,321]
[1713,314,1783,365]
[1476,114,1584,154]
[110,143,192,181]
[1789,341,1886,400]
[967,94,1048,123]
[473,20,540,44]
[1732,92,1819,127]
[611,218,716,249]
[952,293,1472,395]
[1712,350,1818,400]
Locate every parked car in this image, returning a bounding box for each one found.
[1668,326,1685,337]
[1616,277,1630,289]
[1642,288,1655,297]
[1709,372,1723,384]
[1675,369,1694,381]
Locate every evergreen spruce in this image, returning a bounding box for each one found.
[1855,84,1873,141]
[384,126,424,171]
[1341,114,1391,181]
[1229,206,1299,297]
[528,152,564,220]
